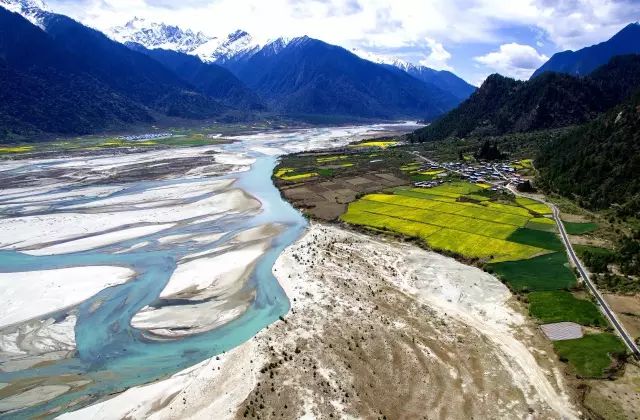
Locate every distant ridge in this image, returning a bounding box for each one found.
[127,42,265,111]
[531,22,640,78]
[225,36,461,120]
[351,49,476,101]
[107,17,474,110]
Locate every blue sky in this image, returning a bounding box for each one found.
[47,0,640,85]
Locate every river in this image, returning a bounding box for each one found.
[0,123,418,417]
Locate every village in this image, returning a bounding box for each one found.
[116,132,173,141]
[413,159,528,190]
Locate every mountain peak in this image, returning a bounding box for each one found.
[228,29,249,42]
[0,0,47,11]
[108,18,212,53]
[616,21,640,36]
[0,0,48,27]
[192,29,259,63]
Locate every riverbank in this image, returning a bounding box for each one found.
[64,223,578,419]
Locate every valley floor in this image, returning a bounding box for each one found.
[65,223,578,419]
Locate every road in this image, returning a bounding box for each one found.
[411,151,640,358]
[523,194,640,359]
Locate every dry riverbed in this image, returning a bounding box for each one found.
[66,223,578,419]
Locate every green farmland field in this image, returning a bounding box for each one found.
[506,228,565,251]
[393,188,459,202]
[349,199,521,240]
[563,221,599,235]
[427,182,484,196]
[488,252,576,291]
[340,206,442,239]
[484,202,533,217]
[554,334,626,378]
[369,193,530,227]
[528,291,607,326]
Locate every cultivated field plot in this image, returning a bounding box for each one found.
[274,147,418,220]
[488,252,576,291]
[562,220,599,235]
[516,197,553,215]
[553,333,627,378]
[279,172,408,220]
[529,291,607,327]
[341,182,559,263]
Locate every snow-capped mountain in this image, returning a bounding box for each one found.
[193,29,261,63]
[0,0,48,27]
[351,48,427,73]
[0,0,46,13]
[108,19,262,64]
[108,17,213,53]
[351,48,402,66]
[351,47,476,100]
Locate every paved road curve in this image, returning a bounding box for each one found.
[411,151,640,358]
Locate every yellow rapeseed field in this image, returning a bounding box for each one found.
[341,182,554,262]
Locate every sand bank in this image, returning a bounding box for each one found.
[0,266,134,328]
[131,224,283,339]
[58,340,260,420]
[26,224,175,256]
[63,179,234,210]
[0,189,259,252]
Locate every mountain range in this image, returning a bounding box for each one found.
[409,22,640,143]
[351,50,476,102]
[531,22,640,79]
[0,0,479,140]
[3,0,638,144]
[109,17,477,104]
[409,53,640,143]
[2,4,265,141]
[108,17,476,114]
[221,36,462,120]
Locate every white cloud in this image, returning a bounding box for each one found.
[532,0,640,50]
[47,0,639,49]
[474,43,549,79]
[418,38,453,71]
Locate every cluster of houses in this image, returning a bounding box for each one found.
[117,132,172,141]
[414,180,444,188]
[413,160,528,190]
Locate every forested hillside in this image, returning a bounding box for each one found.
[127,43,265,111]
[408,55,640,143]
[0,8,152,140]
[39,12,226,119]
[536,91,640,212]
[0,7,234,141]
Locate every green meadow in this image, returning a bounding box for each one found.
[554,334,626,378]
[487,252,576,292]
[528,291,607,326]
[563,221,599,235]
